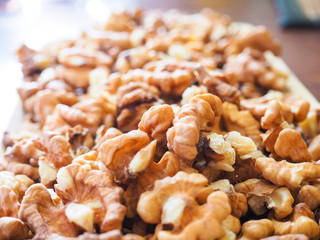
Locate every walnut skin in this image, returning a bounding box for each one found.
[261,234,308,240]
[167,93,222,166]
[54,163,126,232]
[297,181,320,210]
[222,102,262,148]
[137,172,231,240]
[97,129,152,183]
[19,184,80,239]
[235,179,294,219]
[4,138,46,180]
[256,157,320,189]
[309,134,320,161]
[124,151,180,217]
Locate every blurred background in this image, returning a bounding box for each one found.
[0,0,319,131]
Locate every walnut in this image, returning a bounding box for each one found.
[256,157,320,189]
[167,93,222,166]
[223,48,287,91]
[4,138,46,180]
[271,203,320,239]
[16,44,56,78]
[97,130,154,183]
[203,132,236,172]
[54,163,126,232]
[235,179,294,219]
[0,186,20,218]
[222,151,263,184]
[238,219,274,240]
[222,215,241,236]
[44,98,110,136]
[233,26,281,55]
[0,171,34,202]
[181,85,208,105]
[115,47,159,73]
[95,127,123,150]
[0,217,30,240]
[58,47,112,69]
[309,134,320,161]
[198,179,247,218]
[195,66,241,104]
[274,129,311,163]
[297,181,320,210]
[137,172,231,240]
[124,151,180,217]
[116,82,160,132]
[222,102,262,148]
[66,125,95,154]
[38,135,73,186]
[225,131,257,156]
[138,104,174,146]
[261,234,308,240]
[298,110,320,139]
[116,66,195,96]
[19,184,80,239]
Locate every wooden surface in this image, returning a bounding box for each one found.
[0,0,319,102]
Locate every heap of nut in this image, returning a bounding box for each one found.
[1,8,320,240]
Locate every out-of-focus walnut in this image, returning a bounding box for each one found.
[124,151,180,217]
[115,47,159,73]
[115,65,195,96]
[256,157,320,189]
[271,203,320,240]
[44,98,111,136]
[0,217,31,240]
[261,234,308,240]
[4,138,46,180]
[222,102,262,148]
[298,110,320,139]
[97,130,154,183]
[233,26,281,56]
[95,127,123,150]
[58,47,112,69]
[309,134,320,161]
[222,215,241,236]
[54,163,126,232]
[16,44,56,78]
[238,219,274,240]
[19,184,80,239]
[198,179,247,218]
[104,10,138,32]
[66,125,95,154]
[137,172,231,240]
[239,82,262,98]
[235,179,294,219]
[38,135,73,186]
[0,186,20,218]
[0,171,34,202]
[138,104,174,147]
[297,181,320,210]
[223,48,287,91]
[241,94,309,123]
[195,66,241,104]
[116,82,160,132]
[181,85,208,105]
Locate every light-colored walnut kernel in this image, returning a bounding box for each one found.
[138,172,231,240]
[238,219,274,240]
[0,217,30,240]
[256,157,320,189]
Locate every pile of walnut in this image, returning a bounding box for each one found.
[1,8,320,240]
